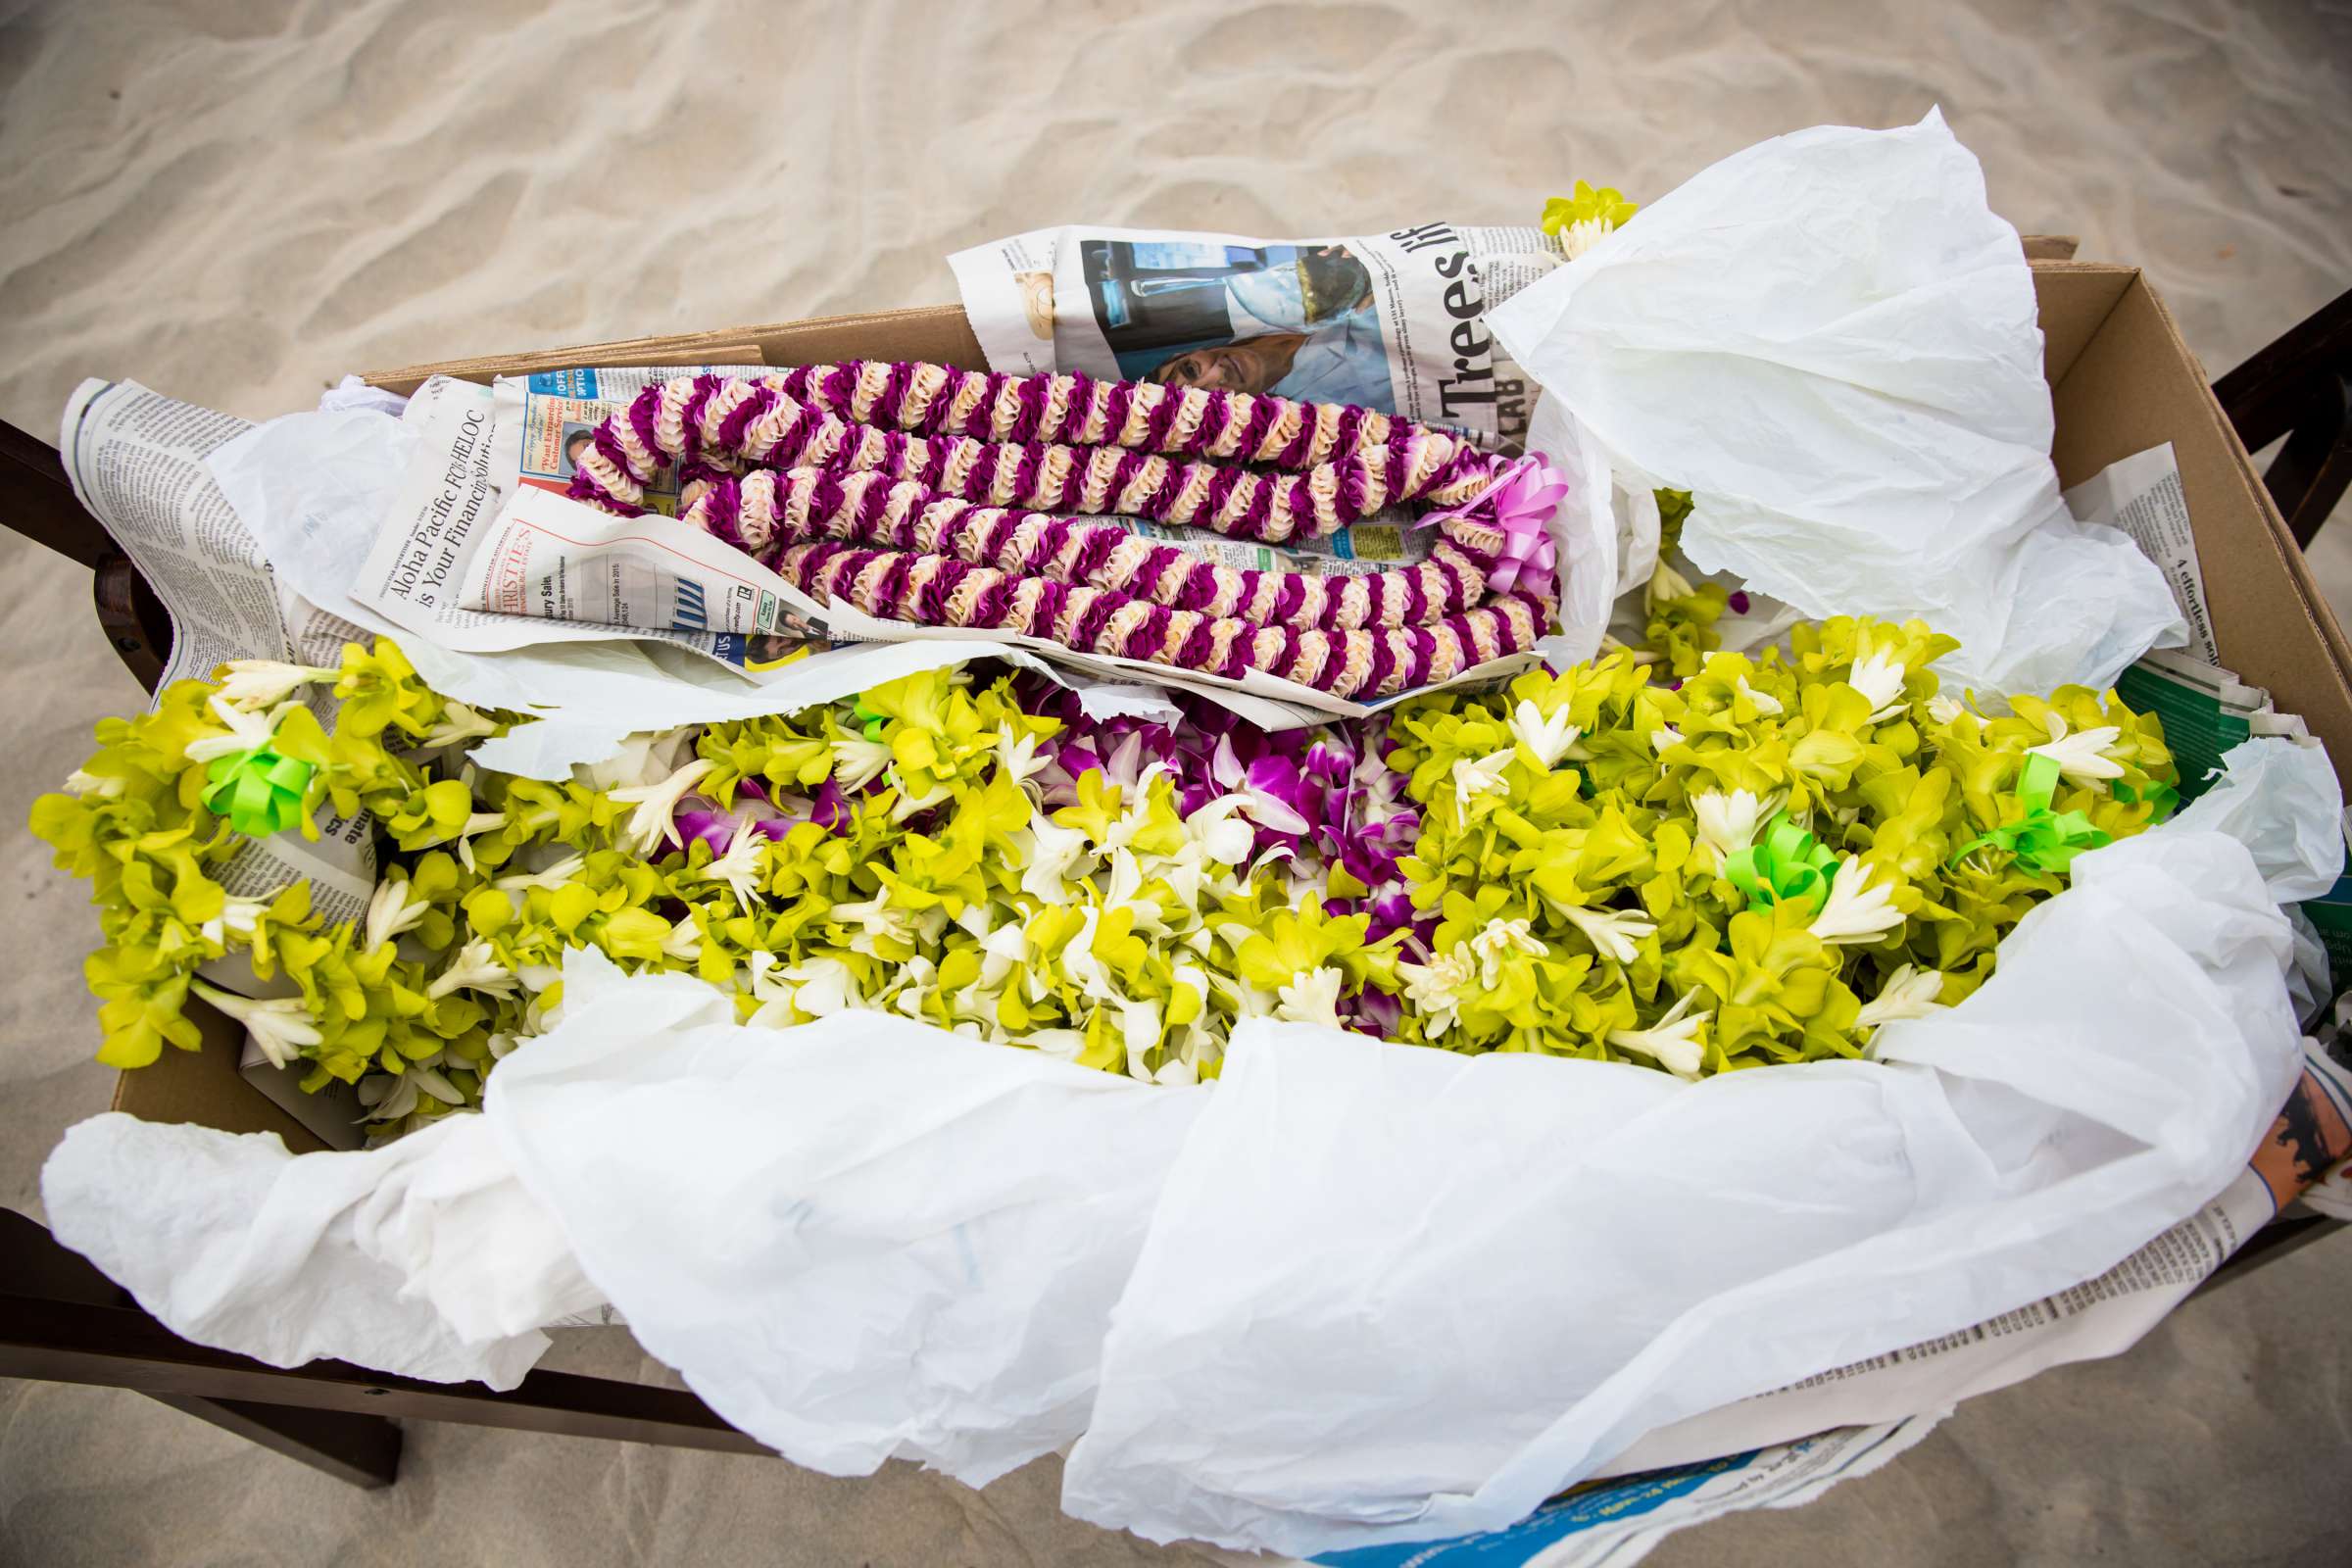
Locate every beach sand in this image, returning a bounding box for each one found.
[2,1,2349,1562]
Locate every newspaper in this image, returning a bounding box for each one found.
[351,375,826,668]
[1269,1418,1942,1568]
[488,362,765,516]
[2063,442,2219,666]
[57,379,376,931]
[950,221,1570,453]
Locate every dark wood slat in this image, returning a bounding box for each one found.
[146,1393,401,1488]
[0,1294,772,1458]
[0,417,112,567]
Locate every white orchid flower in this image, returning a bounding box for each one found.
[423,700,500,749]
[363,875,431,954]
[1856,963,1945,1033]
[1184,794,1258,867]
[1020,815,1097,906]
[1844,649,1909,721]
[1274,966,1346,1030]
[1808,859,1904,946]
[1450,748,1514,816]
[1926,693,1966,725]
[608,757,716,857]
[425,939,518,1001]
[697,821,767,909]
[64,767,126,799]
[1735,676,1785,717]
[1607,992,1708,1079]
[995,728,1053,787]
[1691,789,1769,864]
[216,660,337,712]
[189,979,322,1069]
[1557,903,1655,964]
[1508,700,1583,770]
[2027,711,2126,785]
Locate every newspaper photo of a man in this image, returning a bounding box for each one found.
[1078,238,1396,410]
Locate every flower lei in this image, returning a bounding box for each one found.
[564,364,1562,699]
[32,612,2177,1142]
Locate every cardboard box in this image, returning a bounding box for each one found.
[116,263,2352,1164]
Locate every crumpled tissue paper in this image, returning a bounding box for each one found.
[1493,108,2188,693]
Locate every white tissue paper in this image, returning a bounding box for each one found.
[1060,807,2312,1552]
[1490,108,2188,698]
[40,744,2330,1555]
[483,950,1207,1483]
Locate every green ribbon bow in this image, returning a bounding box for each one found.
[1949,752,2111,875]
[201,746,316,837]
[852,700,887,743]
[1724,812,1838,913]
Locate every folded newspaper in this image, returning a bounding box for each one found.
[949,221,1570,453]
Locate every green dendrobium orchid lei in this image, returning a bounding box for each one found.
[32,612,2177,1142]
[1380,615,2176,1076]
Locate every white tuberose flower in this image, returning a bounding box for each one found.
[1691,789,1768,863]
[1398,947,1477,1039]
[426,939,518,1001]
[1844,650,1909,722]
[1556,903,1656,964]
[363,875,431,953]
[608,758,716,857]
[183,695,289,764]
[2027,710,2125,786]
[1856,963,1945,1033]
[423,700,500,749]
[189,979,321,1069]
[697,821,767,909]
[1451,748,1514,815]
[1274,966,1345,1030]
[1466,917,1546,984]
[1508,700,1583,770]
[1607,991,1708,1079]
[1808,859,1904,946]
[216,660,337,712]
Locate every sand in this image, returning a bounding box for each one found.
[2,0,2349,1561]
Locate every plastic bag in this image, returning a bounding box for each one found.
[1491,108,2187,698]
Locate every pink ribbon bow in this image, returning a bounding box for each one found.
[1420,453,1571,596]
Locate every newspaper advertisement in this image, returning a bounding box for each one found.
[2064,442,2219,666]
[488,362,765,515]
[351,375,826,669]
[950,221,1570,453]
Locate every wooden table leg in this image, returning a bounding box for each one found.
[1,1207,773,1483]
